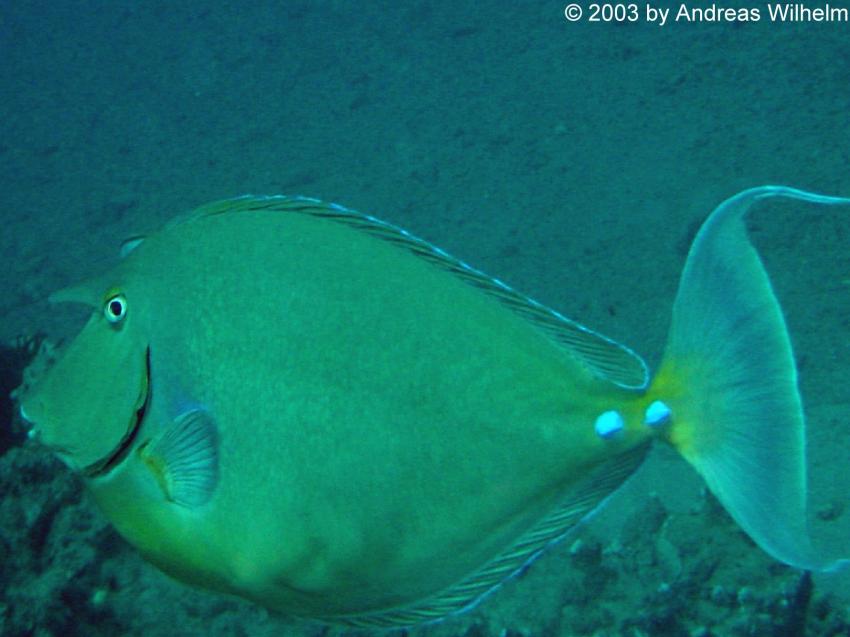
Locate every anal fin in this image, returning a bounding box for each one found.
[334,441,650,628]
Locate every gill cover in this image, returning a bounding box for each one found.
[21,282,149,475]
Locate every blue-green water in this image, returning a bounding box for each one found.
[1,2,848,635]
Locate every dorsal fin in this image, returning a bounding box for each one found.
[180,195,649,389]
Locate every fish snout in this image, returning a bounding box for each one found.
[18,400,77,461]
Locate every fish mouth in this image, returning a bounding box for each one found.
[80,347,151,479]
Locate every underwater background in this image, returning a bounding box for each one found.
[1,1,849,635]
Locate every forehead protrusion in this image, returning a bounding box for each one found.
[594,410,625,439]
[644,400,672,427]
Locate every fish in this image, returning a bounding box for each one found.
[18,185,850,626]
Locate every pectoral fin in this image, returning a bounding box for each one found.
[139,409,219,508]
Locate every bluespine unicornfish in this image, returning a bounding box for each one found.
[19,186,850,626]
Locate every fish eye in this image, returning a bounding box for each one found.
[104,294,128,324]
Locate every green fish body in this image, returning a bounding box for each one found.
[20,188,850,625]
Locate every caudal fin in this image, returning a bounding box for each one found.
[653,186,850,572]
